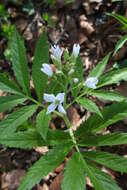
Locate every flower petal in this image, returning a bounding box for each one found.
[44,93,56,102]
[51,45,63,60]
[41,64,53,77]
[58,104,66,115]
[73,44,80,58]
[85,77,98,89]
[47,103,57,114]
[56,93,65,103]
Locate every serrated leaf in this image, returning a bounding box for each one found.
[114,34,127,55]
[47,129,72,145]
[78,132,127,147]
[10,29,30,95]
[89,53,110,78]
[0,105,38,136]
[36,109,51,140]
[83,150,127,173]
[0,95,26,112]
[0,129,72,148]
[0,73,22,95]
[18,144,72,190]
[76,102,127,134]
[62,152,86,190]
[32,30,49,102]
[98,68,127,87]
[86,163,122,190]
[0,130,45,149]
[77,97,102,117]
[88,90,127,102]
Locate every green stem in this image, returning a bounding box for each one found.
[63,115,80,153]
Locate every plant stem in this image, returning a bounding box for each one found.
[63,115,80,153]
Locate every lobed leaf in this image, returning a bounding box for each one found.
[98,68,127,87]
[18,144,72,190]
[0,129,72,148]
[77,97,102,117]
[78,132,127,147]
[10,29,30,95]
[89,53,110,78]
[62,152,86,190]
[76,102,127,134]
[0,73,22,95]
[0,130,44,149]
[36,109,51,140]
[0,105,38,136]
[32,30,49,102]
[0,95,26,112]
[88,90,127,102]
[86,163,122,190]
[83,150,127,173]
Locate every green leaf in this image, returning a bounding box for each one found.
[83,150,127,173]
[36,109,51,140]
[88,90,127,102]
[89,102,127,132]
[47,129,72,145]
[0,95,26,112]
[76,102,127,134]
[10,29,30,95]
[18,144,72,190]
[0,129,72,148]
[75,56,84,82]
[79,132,127,147]
[62,152,86,190]
[77,97,102,117]
[0,130,45,149]
[108,13,127,29]
[114,34,127,55]
[32,30,49,102]
[98,68,127,87]
[89,53,110,78]
[0,105,38,136]
[0,73,22,95]
[86,163,122,190]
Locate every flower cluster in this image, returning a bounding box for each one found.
[41,44,98,115]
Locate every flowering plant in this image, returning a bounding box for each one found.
[1,28,127,190]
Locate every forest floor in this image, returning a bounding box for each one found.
[0,0,127,189]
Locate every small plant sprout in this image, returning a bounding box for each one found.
[44,93,66,114]
[85,77,98,89]
[51,45,63,61]
[73,43,80,58]
[41,63,53,77]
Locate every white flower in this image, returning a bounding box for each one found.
[41,64,53,77]
[51,45,63,61]
[44,93,66,114]
[73,44,80,58]
[73,78,79,83]
[85,77,98,89]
